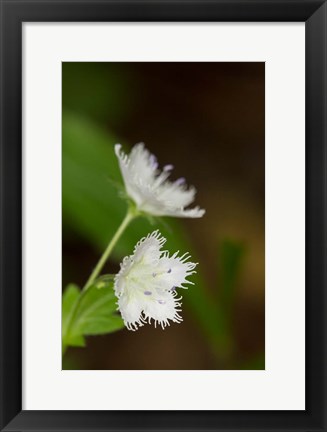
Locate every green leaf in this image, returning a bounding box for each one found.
[74,285,118,330]
[67,334,86,347]
[62,284,80,339]
[79,315,124,335]
[63,279,125,350]
[74,281,125,336]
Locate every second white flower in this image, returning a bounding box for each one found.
[115,143,205,218]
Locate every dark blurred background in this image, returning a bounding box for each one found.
[62,62,265,370]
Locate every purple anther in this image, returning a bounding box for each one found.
[175,177,186,186]
[163,164,174,172]
[149,155,158,169]
[171,286,176,291]
[152,273,157,278]
[167,268,172,273]
[158,300,166,305]
[144,291,152,296]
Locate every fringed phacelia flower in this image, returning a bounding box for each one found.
[114,230,197,330]
[115,143,205,218]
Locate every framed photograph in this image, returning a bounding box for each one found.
[0,0,326,431]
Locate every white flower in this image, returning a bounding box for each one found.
[115,143,205,218]
[114,230,197,330]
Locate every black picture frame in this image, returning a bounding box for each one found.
[0,0,326,431]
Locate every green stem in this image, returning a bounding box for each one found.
[83,209,135,290]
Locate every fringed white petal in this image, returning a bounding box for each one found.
[132,230,166,264]
[142,291,183,329]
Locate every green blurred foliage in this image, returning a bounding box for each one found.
[62,110,243,360]
[240,353,265,370]
[214,240,246,361]
[62,63,135,125]
[220,240,246,313]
